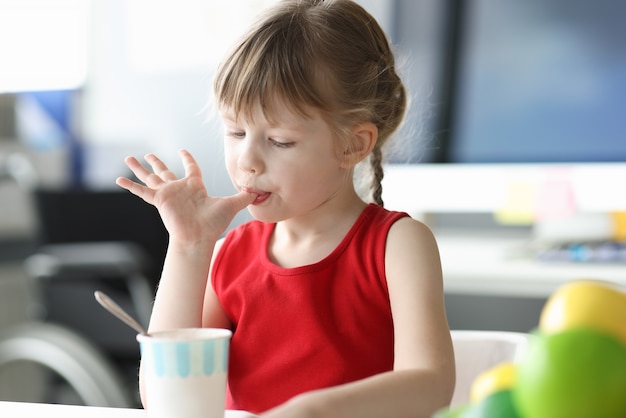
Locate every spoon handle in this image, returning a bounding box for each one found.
[94,290,148,336]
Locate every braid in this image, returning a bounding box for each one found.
[370,145,385,206]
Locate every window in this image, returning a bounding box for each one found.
[0,0,89,93]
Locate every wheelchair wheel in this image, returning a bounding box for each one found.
[0,322,135,408]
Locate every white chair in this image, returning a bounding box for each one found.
[450,330,529,407]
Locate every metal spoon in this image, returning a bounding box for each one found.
[94,290,149,336]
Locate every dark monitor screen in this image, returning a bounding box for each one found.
[448,0,626,163]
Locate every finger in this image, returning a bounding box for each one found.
[124,156,155,184]
[124,155,171,187]
[179,149,202,178]
[145,154,178,181]
[224,190,257,213]
[116,177,156,204]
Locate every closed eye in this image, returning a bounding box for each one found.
[226,131,246,139]
[269,138,294,149]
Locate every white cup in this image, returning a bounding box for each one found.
[137,328,232,418]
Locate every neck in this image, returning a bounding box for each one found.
[269,193,367,268]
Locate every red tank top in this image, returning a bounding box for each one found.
[211,203,408,413]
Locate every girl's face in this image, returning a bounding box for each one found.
[221,102,353,223]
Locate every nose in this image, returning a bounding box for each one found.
[237,136,264,174]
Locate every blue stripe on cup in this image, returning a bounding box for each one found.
[203,340,215,376]
[152,342,166,377]
[176,342,191,377]
[143,337,229,378]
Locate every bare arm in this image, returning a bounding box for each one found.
[261,217,455,418]
[116,150,254,406]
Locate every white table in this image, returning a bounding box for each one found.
[0,401,257,417]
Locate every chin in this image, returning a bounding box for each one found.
[246,206,284,224]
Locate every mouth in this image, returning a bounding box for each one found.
[242,186,271,205]
[252,193,271,205]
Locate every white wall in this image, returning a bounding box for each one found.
[82,0,228,189]
[80,0,395,227]
[82,0,393,185]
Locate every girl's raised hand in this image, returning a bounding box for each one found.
[116,149,255,248]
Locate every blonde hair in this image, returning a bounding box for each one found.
[213,0,407,206]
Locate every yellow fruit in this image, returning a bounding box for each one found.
[539,279,626,346]
[470,362,517,404]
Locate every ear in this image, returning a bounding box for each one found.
[340,122,378,168]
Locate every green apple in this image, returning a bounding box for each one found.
[514,328,626,418]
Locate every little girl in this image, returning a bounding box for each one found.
[117,1,455,417]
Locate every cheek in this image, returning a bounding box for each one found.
[223,141,239,176]
[280,157,341,190]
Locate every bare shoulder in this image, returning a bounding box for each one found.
[384,216,444,303]
[385,216,441,273]
[387,216,437,242]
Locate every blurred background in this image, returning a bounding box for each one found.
[1,0,625,408]
[0,0,392,407]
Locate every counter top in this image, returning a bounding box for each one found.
[436,231,626,298]
[0,401,257,417]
